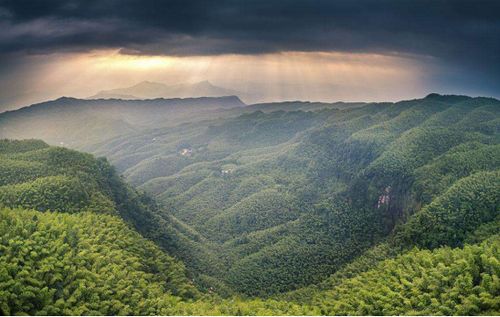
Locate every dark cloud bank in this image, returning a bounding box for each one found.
[0,0,499,98]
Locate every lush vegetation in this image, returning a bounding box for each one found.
[0,93,499,315]
[0,208,197,315]
[0,140,202,315]
[312,236,500,315]
[86,94,500,296]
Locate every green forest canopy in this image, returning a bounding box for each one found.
[0,94,499,314]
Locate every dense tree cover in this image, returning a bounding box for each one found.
[0,140,203,314]
[394,171,499,249]
[204,189,300,242]
[172,233,499,315]
[224,200,386,296]
[0,94,499,314]
[311,235,500,315]
[412,143,500,204]
[0,139,48,154]
[0,139,222,283]
[0,175,115,213]
[82,94,500,295]
[0,208,197,315]
[0,143,121,215]
[0,192,495,315]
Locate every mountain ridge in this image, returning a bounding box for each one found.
[89,93,499,295]
[0,92,499,314]
[0,95,246,115]
[88,80,242,100]
[0,95,246,148]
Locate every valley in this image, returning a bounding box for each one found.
[1,0,499,315]
[0,94,498,314]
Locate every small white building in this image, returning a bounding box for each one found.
[179,148,193,157]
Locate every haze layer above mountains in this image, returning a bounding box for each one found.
[1,0,499,314]
[88,80,243,100]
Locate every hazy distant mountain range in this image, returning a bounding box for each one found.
[0,95,245,148]
[88,80,241,100]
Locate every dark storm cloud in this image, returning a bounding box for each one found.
[0,0,499,90]
[0,0,498,55]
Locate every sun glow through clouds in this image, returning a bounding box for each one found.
[92,53,176,70]
[6,49,431,108]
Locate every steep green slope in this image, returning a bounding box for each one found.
[395,171,499,249]
[312,235,500,315]
[0,139,222,285]
[0,140,324,315]
[1,91,499,315]
[281,168,499,313]
[0,140,201,315]
[90,94,499,295]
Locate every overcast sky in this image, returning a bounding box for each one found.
[0,0,499,110]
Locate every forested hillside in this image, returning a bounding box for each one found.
[0,140,200,314]
[0,96,245,148]
[88,94,500,296]
[0,94,499,315]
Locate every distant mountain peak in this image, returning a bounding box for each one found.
[197,80,212,85]
[88,80,241,100]
[134,80,165,86]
